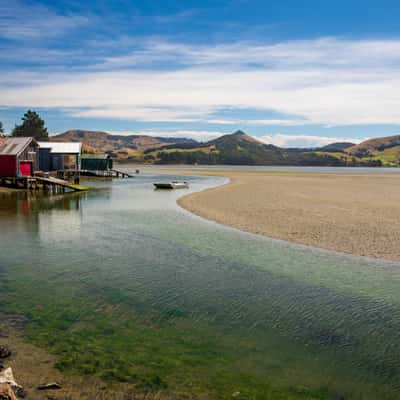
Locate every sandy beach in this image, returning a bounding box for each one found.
[152,168,400,261]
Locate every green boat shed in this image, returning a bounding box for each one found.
[81,154,113,171]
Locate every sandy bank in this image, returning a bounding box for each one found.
[151,168,400,261]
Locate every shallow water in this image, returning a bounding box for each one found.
[1,172,400,399]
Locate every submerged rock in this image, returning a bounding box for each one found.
[37,383,62,391]
[0,347,11,360]
[0,383,17,400]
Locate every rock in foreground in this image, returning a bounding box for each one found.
[0,347,11,360]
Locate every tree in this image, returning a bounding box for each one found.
[12,110,48,141]
[0,121,3,134]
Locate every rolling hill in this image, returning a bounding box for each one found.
[318,142,355,152]
[144,131,365,166]
[52,130,197,159]
[347,135,400,155]
[50,130,400,166]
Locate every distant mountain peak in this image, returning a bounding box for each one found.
[232,130,247,136]
[210,130,264,146]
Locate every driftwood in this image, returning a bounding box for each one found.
[37,382,62,391]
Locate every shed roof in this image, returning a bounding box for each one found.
[0,137,36,156]
[81,153,110,159]
[38,141,82,154]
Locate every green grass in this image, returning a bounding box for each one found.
[368,145,400,166]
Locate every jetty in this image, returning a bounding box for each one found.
[0,176,89,192]
[58,169,133,179]
[35,176,89,192]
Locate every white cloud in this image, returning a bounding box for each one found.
[257,134,364,148]
[220,119,308,126]
[70,105,211,122]
[96,37,400,70]
[2,37,400,127]
[0,1,88,41]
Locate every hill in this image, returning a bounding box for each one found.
[149,130,362,166]
[347,135,400,155]
[318,142,355,152]
[51,130,400,166]
[208,130,287,165]
[52,130,197,159]
[333,135,400,166]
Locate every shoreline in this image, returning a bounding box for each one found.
[146,167,400,262]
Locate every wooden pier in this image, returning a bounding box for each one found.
[0,167,132,193]
[57,169,133,179]
[0,176,89,192]
[35,176,89,192]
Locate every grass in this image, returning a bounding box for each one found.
[369,145,400,166]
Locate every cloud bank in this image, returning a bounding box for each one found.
[2,36,400,129]
[257,134,363,148]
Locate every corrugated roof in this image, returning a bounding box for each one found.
[81,153,109,159]
[0,137,35,156]
[38,141,82,154]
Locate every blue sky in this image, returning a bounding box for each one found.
[1,0,400,146]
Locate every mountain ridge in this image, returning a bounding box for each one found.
[50,129,400,166]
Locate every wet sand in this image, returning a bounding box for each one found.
[153,168,400,261]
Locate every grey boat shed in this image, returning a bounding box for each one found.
[38,142,82,172]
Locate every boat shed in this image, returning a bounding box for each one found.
[0,137,39,177]
[38,142,82,171]
[81,154,113,171]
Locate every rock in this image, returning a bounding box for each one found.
[0,368,23,398]
[0,347,11,360]
[37,383,62,391]
[12,386,25,398]
[0,383,17,400]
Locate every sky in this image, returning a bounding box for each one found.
[1,0,400,147]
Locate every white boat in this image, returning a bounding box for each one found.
[154,181,189,189]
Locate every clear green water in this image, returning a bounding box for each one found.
[1,173,400,399]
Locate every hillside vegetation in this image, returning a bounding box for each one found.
[53,130,196,160]
[51,130,400,166]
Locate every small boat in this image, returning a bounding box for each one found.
[154,181,189,190]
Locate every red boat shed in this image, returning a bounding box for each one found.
[0,137,39,178]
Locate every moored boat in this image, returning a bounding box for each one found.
[154,181,189,189]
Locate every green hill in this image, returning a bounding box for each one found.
[52,130,197,160]
[318,142,355,152]
[347,135,400,155]
[52,130,400,167]
[151,131,366,166]
[345,135,400,165]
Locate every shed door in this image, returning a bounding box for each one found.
[19,162,32,177]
